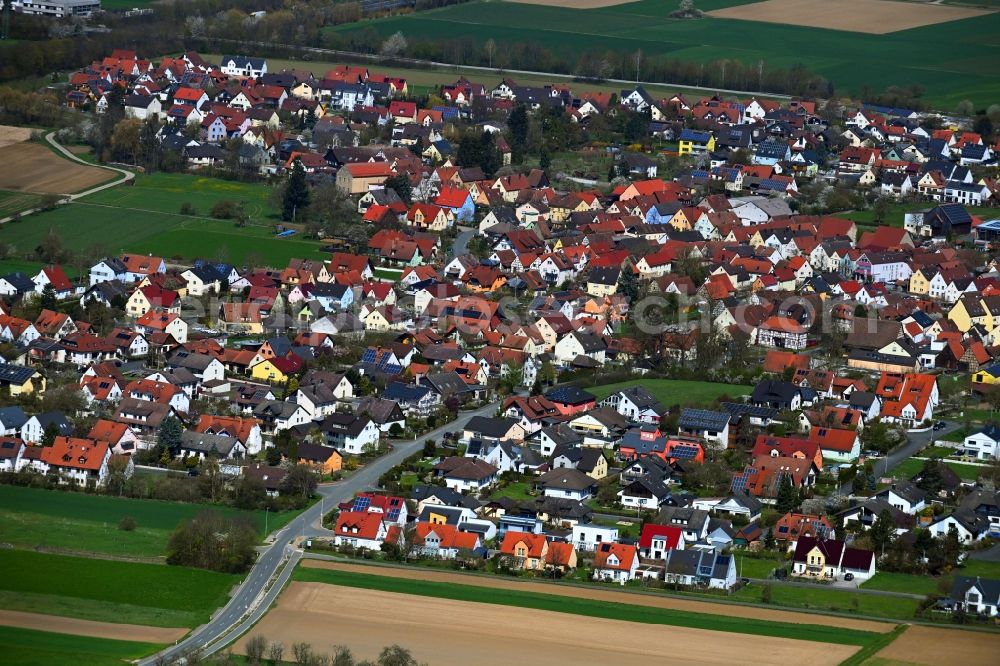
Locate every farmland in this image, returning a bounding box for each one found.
[0,142,112,194]
[326,0,1000,108]
[585,378,752,407]
[0,625,162,666]
[0,190,44,219]
[0,549,238,628]
[0,485,297,557]
[730,583,923,620]
[0,172,330,267]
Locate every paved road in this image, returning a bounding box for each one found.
[836,420,958,495]
[451,227,475,259]
[141,398,502,664]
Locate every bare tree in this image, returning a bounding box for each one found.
[245,635,268,665]
[268,641,285,665]
[484,38,496,69]
[292,642,313,665]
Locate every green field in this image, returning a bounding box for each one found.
[586,378,752,407]
[327,0,1000,108]
[0,485,296,557]
[294,565,882,646]
[956,558,1000,579]
[889,457,983,482]
[737,556,786,579]
[0,549,238,627]
[860,572,940,596]
[732,582,922,620]
[0,190,45,219]
[0,625,162,666]
[2,173,328,267]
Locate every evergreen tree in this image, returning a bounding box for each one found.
[870,508,895,556]
[508,104,529,149]
[282,159,310,221]
[383,174,412,205]
[39,283,56,310]
[775,474,798,513]
[539,148,551,171]
[157,415,184,458]
[852,471,868,495]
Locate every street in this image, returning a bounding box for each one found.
[139,398,502,664]
[836,420,958,496]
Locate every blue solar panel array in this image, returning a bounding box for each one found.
[670,444,700,460]
[730,469,752,494]
[387,508,401,521]
[352,495,371,512]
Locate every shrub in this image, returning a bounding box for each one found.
[209,200,239,219]
[179,202,196,215]
[118,515,137,531]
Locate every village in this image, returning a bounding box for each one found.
[0,44,998,666]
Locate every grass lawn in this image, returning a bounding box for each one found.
[0,625,162,666]
[732,583,921,620]
[2,172,327,268]
[938,427,973,443]
[736,557,785,579]
[0,485,297,557]
[860,572,940,597]
[0,549,238,628]
[890,457,982,482]
[326,0,1000,108]
[956,558,1000,579]
[294,566,881,646]
[490,481,535,501]
[585,378,752,407]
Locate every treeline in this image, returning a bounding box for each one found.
[323,30,834,98]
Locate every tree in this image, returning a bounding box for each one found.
[870,508,895,556]
[775,473,798,513]
[508,105,529,150]
[380,31,408,58]
[377,645,421,666]
[292,643,313,666]
[852,470,868,495]
[157,415,183,457]
[484,38,497,69]
[41,420,60,445]
[279,464,318,506]
[914,458,944,495]
[383,174,412,205]
[110,118,142,164]
[39,283,56,310]
[166,511,258,573]
[282,159,310,221]
[539,147,551,171]
[955,99,975,117]
[268,642,285,665]
[245,635,268,665]
[235,476,267,510]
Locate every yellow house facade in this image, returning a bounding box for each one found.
[250,359,291,383]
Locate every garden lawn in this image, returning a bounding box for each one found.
[586,379,751,407]
[294,566,880,646]
[490,481,534,501]
[0,485,297,557]
[860,572,939,597]
[956,559,1000,579]
[0,549,238,628]
[841,203,996,228]
[326,0,1000,107]
[737,557,785,579]
[1,172,326,267]
[0,625,162,666]
[731,583,921,620]
[890,457,982,482]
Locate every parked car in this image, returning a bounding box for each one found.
[933,421,947,431]
[844,572,855,581]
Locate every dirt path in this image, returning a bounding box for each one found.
[237,582,858,666]
[875,625,1000,665]
[0,609,187,643]
[301,560,894,633]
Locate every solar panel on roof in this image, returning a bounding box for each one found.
[387,508,401,521]
[353,496,371,511]
[361,349,376,364]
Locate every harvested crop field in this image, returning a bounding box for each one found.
[0,609,186,643]
[0,142,110,194]
[874,625,1000,665]
[506,0,633,7]
[300,560,893,633]
[708,0,992,34]
[0,125,32,149]
[239,581,859,665]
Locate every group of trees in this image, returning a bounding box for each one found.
[243,638,426,666]
[166,510,259,573]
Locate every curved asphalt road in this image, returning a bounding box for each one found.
[140,399,503,665]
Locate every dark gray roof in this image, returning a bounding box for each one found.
[950,575,1000,606]
[678,408,730,432]
[464,416,518,439]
